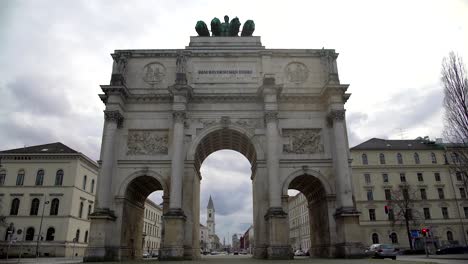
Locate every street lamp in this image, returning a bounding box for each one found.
[36,200,50,257]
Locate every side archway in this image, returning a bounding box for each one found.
[283,170,335,257]
[116,170,167,260]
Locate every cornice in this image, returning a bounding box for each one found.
[100,85,130,99]
[0,153,98,170]
[112,48,337,58]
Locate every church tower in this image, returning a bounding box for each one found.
[207,195,215,236]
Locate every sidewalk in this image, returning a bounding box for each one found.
[427,254,468,260]
[0,257,83,264]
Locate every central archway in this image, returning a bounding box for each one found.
[181,126,270,259]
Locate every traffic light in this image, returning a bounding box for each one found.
[384,205,389,214]
[421,228,429,237]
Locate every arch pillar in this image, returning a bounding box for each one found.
[159,82,192,260]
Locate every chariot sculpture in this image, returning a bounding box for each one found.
[195,15,255,37]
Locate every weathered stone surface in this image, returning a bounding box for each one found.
[126,130,168,155]
[86,36,362,262]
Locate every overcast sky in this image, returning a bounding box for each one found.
[1,0,467,245]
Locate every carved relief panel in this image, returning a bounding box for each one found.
[127,130,169,155]
[282,129,323,154]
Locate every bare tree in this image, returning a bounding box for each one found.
[388,184,425,250]
[442,52,468,185]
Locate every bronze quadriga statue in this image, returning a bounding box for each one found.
[195,15,255,37]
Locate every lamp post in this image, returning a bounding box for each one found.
[36,200,49,257]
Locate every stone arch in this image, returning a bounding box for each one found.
[117,170,167,260]
[284,170,334,257]
[117,169,168,199]
[187,123,265,165]
[282,168,333,196]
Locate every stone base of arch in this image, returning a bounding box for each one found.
[333,210,366,258]
[159,209,187,261]
[265,207,293,260]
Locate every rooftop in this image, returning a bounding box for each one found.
[351,138,445,151]
[0,142,79,154]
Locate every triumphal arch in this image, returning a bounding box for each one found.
[85,18,364,261]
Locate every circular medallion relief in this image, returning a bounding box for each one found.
[285,62,308,83]
[142,62,166,85]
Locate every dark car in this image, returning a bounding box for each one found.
[365,244,398,260]
[436,246,468,255]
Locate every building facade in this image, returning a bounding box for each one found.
[199,224,209,252]
[142,199,162,256]
[288,192,311,252]
[351,138,468,250]
[0,143,98,257]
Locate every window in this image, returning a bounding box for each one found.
[434,172,441,182]
[397,153,403,164]
[46,227,55,241]
[82,175,87,190]
[369,209,376,221]
[417,173,424,182]
[362,154,368,165]
[0,170,6,185]
[431,152,437,164]
[464,207,468,218]
[442,207,449,219]
[438,188,445,199]
[447,231,453,241]
[390,232,398,244]
[75,229,80,242]
[364,173,371,184]
[424,208,431,219]
[35,170,44,186]
[406,208,413,220]
[88,204,92,218]
[388,209,394,220]
[79,202,84,218]
[30,198,40,215]
[372,233,379,244]
[460,188,467,199]
[367,190,374,201]
[382,173,389,183]
[55,170,63,186]
[452,152,460,163]
[50,198,59,215]
[400,173,406,183]
[10,198,20,215]
[16,170,25,186]
[379,153,386,164]
[25,227,35,241]
[385,189,392,200]
[403,188,409,200]
[420,189,427,200]
[84,230,89,243]
[414,153,420,164]
[91,179,95,193]
[456,172,462,181]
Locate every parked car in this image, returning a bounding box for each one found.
[365,244,398,260]
[143,252,150,258]
[436,246,468,255]
[294,250,306,256]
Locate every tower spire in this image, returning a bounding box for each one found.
[207,195,214,210]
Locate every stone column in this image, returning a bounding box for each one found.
[169,111,185,211]
[327,109,364,258]
[84,110,122,262]
[327,109,354,210]
[161,80,191,260]
[258,75,291,259]
[96,110,123,212]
